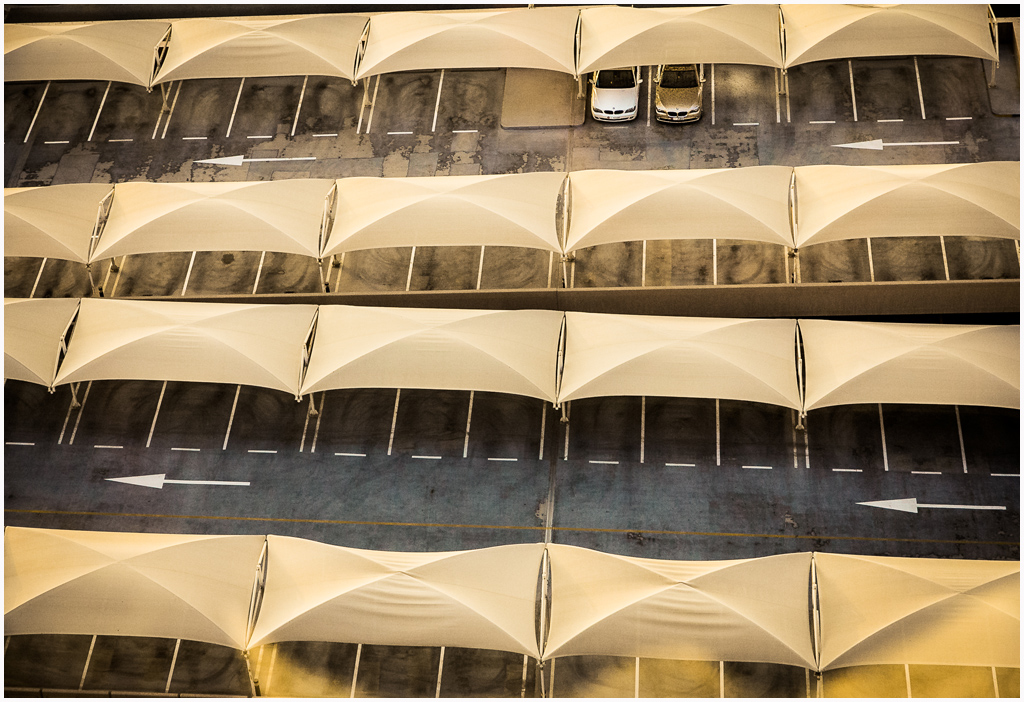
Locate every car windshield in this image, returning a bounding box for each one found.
[660,67,699,89]
[595,70,636,89]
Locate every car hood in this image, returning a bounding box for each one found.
[592,87,638,112]
[656,86,701,112]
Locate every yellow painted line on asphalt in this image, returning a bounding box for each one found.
[5,509,1018,546]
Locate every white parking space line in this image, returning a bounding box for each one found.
[878,404,889,471]
[866,238,876,282]
[313,133,339,137]
[161,81,182,139]
[265,645,278,697]
[252,251,266,294]
[226,78,245,138]
[712,239,718,284]
[913,56,926,119]
[431,69,445,133]
[247,135,273,139]
[79,635,97,691]
[6,442,35,446]
[848,60,858,122]
[641,240,647,287]
[774,69,781,123]
[29,258,47,298]
[463,390,474,458]
[809,120,835,124]
[87,81,111,142]
[107,255,127,296]
[991,473,1020,477]
[58,384,80,444]
[435,646,445,698]
[647,66,652,127]
[563,402,571,461]
[223,384,241,450]
[833,468,862,473]
[248,449,277,454]
[539,402,547,460]
[476,246,486,290]
[877,118,903,123]
[387,388,401,456]
[742,465,773,470]
[67,381,93,446]
[365,75,381,134]
[349,644,361,699]
[640,395,646,463]
[147,380,167,448]
[413,455,442,460]
[406,246,417,291]
[946,116,972,121]
[171,447,201,452]
[547,251,554,289]
[388,131,413,135]
[710,64,715,125]
[452,129,477,133]
[488,457,518,462]
[719,661,725,698]
[108,138,133,142]
[165,639,181,694]
[24,81,50,143]
[291,75,308,137]
[94,445,123,449]
[715,398,721,465]
[733,122,759,126]
[308,393,326,453]
[336,452,367,457]
[666,463,696,467]
[182,136,207,140]
[589,460,619,465]
[912,471,942,475]
[784,71,791,122]
[635,657,640,699]
[180,251,197,295]
[43,140,69,145]
[791,412,799,469]
[939,236,950,280]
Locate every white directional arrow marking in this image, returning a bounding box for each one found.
[194,155,317,166]
[857,497,1006,514]
[832,139,960,150]
[106,473,250,489]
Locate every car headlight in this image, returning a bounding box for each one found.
[625,106,635,113]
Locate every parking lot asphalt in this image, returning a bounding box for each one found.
[4,37,1020,699]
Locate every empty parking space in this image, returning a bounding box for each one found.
[254,252,323,294]
[368,72,441,136]
[881,404,964,474]
[104,252,192,297]
[4,382,76,446]
[4,634,93,690]
[224,387,306,453]
[89,83,163,143]
[433,69,505,134]
[553,655,635,697]
[797,240,872,283]
[566,396,643,464]
[806,405,885,473]
[712,64,779,126]
[354,644,440,698]
[181,251,264,297]
[162,78,242,141]
[572,242,644,288]
[719,401,796,471]
[640,658,720,697]
[643,397,717,467]
[957,406,1020,475]
[167,640,251,696]
[391,389,472,458]
[717,241,789,284]
[27,258,92,299]
[440,647,536,697]
[296,77,363,136]
[917,57,989,119]
[335,248,415,292]
[644,239,715,286]
[3,257,44,298]
[464,392,546,461]
[479,247,554,289]
[228,76,302,141]
[725,662,807,698]
[408,245,480,291]
[313,388,401,457]
[787,61,854,124]
[257,641,355,697]
[148,382,237,451]
[30,80,107,145]
[82,635,176,693]
[850,58,920,122]
[5,82,44,143]
[870,237,947,282]
[68,380,162,448]
[944,237,1021,280]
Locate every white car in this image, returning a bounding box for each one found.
[590,66,642,122]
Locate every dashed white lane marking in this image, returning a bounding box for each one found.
[335,452,366,457]
[247,135,273,139]
[171,447,200,452]
[665,463,696,467]
[589,460,619,465]
[733,122,759,127]
[912,471,942,475]
[809,120,835,124]
[44,140,69,144]
[108,138,133,142]
[248,449,277,454]
[742,465,773,470]
[946,116,972,121]
[877,118,903,123]
[991,473,1020,477]
[6,442,35,446]
[452,129,477,133]
[313,133,338,137]
[182,136,207,140]
[488,457,518,462]
[832,468,862,473]
[412,455,442,460]
[387,131,414,135]
[94,445,123,449]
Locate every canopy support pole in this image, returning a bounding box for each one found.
[318,258,328,293]
[988,13,1000,88]
[308,393,319,417]
[70,382,81,409]
[85,264,101,297]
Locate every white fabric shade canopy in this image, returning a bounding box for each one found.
[815,553,1020,670]
[4,298,80,387]
[782,4,996,68]
[793,162,1020,248]
[354,7,578,79]
[301,306,563,403]
[543,545,815,666]
[577,5,784,74]
[93,180,334,261]
[4,185,110,263]
[800,320,1020,411]
[4,21,170,86]
[323,172,564,257]
[558,313,801,409]
[249,537,544,656]
[4,527,265,649]
[565,167,794,252]
[53,299,317,396]
[152,15,369,84]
